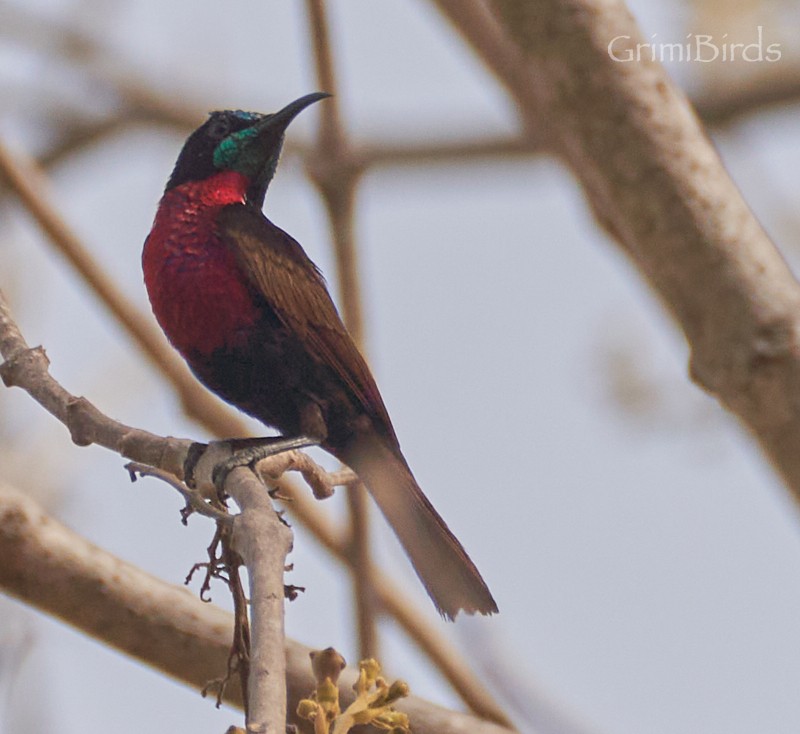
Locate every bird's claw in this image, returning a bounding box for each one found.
[211,435,319,495]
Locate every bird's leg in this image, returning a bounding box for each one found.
[211,435,319,496]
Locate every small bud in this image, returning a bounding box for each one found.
[385,680,410,704]
[316,678,339,708]
[296,699,319,720]
[310,647,346,685]
[379,710,410,732]
[357,658,381,691]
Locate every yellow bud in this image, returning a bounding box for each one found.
[310,648,346,685]
[387,711,410,728]
[385,680,410,703]
[375,710,410,733]
[297,699,320,720]
[356,658,381,693]
[317,678,339,708]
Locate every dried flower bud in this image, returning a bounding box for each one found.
[296,698,320,720]
[310,647,346,685]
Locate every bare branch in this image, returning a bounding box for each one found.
[430,0,800,504]
[229,465,293,732]
[187,442,296,730]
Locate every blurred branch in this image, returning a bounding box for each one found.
[693,65,800,125]
[9,2,800,188]
[433,0,800,500]
[0,484,515,734]
[304,0,377,662]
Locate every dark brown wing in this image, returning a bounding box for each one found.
[217,204,397,443]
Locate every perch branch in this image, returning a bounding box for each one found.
[0,484,514,734]
[182,441,295,733]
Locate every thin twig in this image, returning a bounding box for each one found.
[125,461,233,523]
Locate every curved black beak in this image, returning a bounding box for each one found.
[255,92,331,136]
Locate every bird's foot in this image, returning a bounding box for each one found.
[183,435,318,490]
[211,435,319,496]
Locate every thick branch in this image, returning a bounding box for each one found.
[433,0,800,502]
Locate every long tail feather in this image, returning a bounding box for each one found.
[336,433,497,620]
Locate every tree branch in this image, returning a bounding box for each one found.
[431,0,800,504]
[185,442,295,732]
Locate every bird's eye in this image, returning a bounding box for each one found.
[206,117,232,140]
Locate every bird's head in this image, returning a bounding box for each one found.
[166,92,330,205]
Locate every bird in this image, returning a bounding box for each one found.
[142,93,497,619]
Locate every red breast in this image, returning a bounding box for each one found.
[142,171,261,357]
